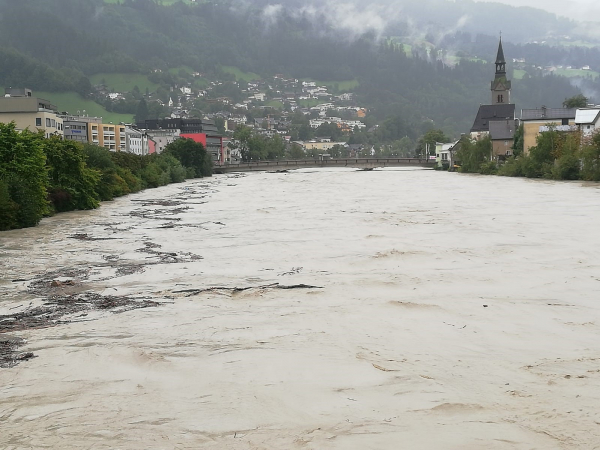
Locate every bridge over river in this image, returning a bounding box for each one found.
[213,157,436,173]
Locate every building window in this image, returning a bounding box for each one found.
[498,94,503,103]
[46,118,51,127]
[36,118,42,127]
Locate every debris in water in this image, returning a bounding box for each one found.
[0,337,35,368]
[173,283,322,297]
[0,292,160,335]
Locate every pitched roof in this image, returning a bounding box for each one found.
[470,104,515,132]
[496,38,505,64]
[575,108,600,125]
[521,108,576,121]
[489,119,515,140]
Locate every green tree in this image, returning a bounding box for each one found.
[416,129,450,158]
[135,99,149,123]
[0,178,19,230]
[528,127,560,177]
[0,123,48,228]
[265,134,285,159]
[163,138,210,177]
[581,133,600,181]
[233,125,252,162]
[512,123,524,157]
[562,94,588,108]
[287,143,305,159]
[456,135,492,173]
[215,117,226,134]
[44,137,100,212]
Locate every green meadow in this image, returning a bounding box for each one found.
[221,66,261,82]
[37,91,134,123]
[553,68,599,79]
[90,73,159,93]
[0,87,133,124]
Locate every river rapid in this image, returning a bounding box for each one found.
[1,168,600,449]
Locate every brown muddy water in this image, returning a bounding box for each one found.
[1,168,600,449]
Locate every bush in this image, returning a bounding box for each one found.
[478,161,497,175]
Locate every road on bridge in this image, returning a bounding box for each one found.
[213,158,436,174]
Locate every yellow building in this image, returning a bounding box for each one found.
[0,88,63,138]
[88,122,126,151]
[520,107,576,154]
[303,141,346,151]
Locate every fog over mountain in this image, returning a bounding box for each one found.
[475,0,600,22]
[240,0,593,44]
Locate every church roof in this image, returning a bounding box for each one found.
[489,119,515,140]
[496,38,505,64]
[470,104,515,132]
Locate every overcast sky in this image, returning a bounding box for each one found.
[475,0,600,22]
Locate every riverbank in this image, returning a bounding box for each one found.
[1,168,600,448]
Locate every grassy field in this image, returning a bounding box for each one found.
[265,100,283,109]
[553,68,599,79]
[513,69,527,80]
[221,66,261,82]
[298,99,323,108]
[0,86,132,125]
[168,65,194,76]
[37,91,134,123]
[90,73,159,93]
[301,78,359,93]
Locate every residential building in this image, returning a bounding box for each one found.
[180,133,224,164]
[141,118,223,162]
[303,141,347,151]
[140,118,218,134]
[435,141,460,168]
[575,108,600,140]
[146,129,181,154]
[87,122,126,151]
[124,126,149,155]
[520,107,576,154]
[0,88,63,138]
[59,114,103,144]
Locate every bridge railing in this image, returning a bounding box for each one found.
[216,158,434,170]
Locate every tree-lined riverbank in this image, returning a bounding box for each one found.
[456,126,600,181]
[0,122,212,231]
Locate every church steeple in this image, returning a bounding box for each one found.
[491,36,511,105]
[495,37,506,75]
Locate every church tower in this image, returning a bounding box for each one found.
[491,37,511,105]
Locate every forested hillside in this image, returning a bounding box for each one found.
[0,0,596,136]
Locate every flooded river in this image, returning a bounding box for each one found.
[1,168,600,449]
